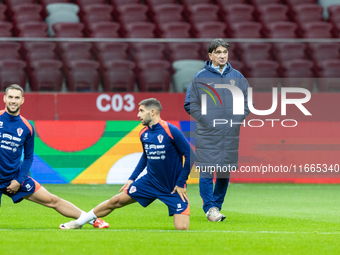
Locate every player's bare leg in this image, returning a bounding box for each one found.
[94,192,136,217]
[25,186,82,219]
[173,214,189,230]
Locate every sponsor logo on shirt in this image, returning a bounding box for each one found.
[12,137,21,142]
[25,183,33,192]
[3,133,12,140]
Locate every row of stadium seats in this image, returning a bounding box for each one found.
[0,0,340,38]
[0,41,339,92]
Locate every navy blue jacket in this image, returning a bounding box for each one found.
[184,61,250,169]
[0,110,34,189]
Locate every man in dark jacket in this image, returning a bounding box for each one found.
[184,39,250,221]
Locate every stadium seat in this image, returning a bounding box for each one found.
[281,59,315,90]
[166,42,201,62]
[16,21,48,37]
[11,3,43,29]
[216,0,246,5]
[318,59,340,91]
[0,4,7,21]
[88,21,120,38]
[74,0,106,12]
[3,0,35,16]
[81,4,113,31]
[0,42,21,60]
[102,60,136,92]
[172,59,205,92]
[46,12,80,36]
[59,42,93,65]
[52,22,84,37]
[158,22,191,38]
[94,42,129,64]
[123,22,155,38]
[238,43,272,63]
[327,5,340,25]
[181,0,212,6]
[273,43,307,73]
[29,59,63,91]
[257,4,289,25]
[186,4,219,26]
[66,59,100,91]
[301,21,333,38]
[192,21,227,38]
[151,4,184,26]
[24,42,57,69]
[230,22,262,38]
[116,4,149,25]
[137,59,171,92]
[292,4,324,28]
[46,3,79,16]
[246,60,279,91]
[265,21,298,38]
[228,59,245,73]
[0,22,13,37]
[222,4,255,27]
[0,59,27,91]
[145,0,176,8]
[131,42,166,62]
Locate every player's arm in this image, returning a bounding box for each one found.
[170,126,196,188]
[15,128,34,186]
[127,151,147,182]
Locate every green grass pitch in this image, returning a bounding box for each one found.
[0,183,339,255]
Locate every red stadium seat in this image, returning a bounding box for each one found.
[81,4,113,33]
[145,0,176,8]
[95,42,129,63]
[131,42,166,62]
[16,21,48,37]
[230,22,262,38]
[102,60,136,92]
[186,4,219,25]
[222,4,255,27]
[292,4,324,27]
[159,22,191,38]
[3,0,35,16]
[318,59,340,91]
[247,62,280,91]
[123,22,155,38]
[328,5,340,25]
[181,0,212,6]
[301,22,333,38]
[281,59,314,90]
[166,42,201,62]
[29,59,63,91]
[110,0,141,7]
[66,59,100,91]
[151,4,184,26]
[216,0,246,6]
[24,42,57,69]
[239,43,272,62]
[0,22,13,37]
[137,60,171,91]
[265,21,298,38]
[0,4,7,21]
[11,3,43,30]
[228,60,245,73]
[0,42,21,60]
[88,22,120,38]
[116,4,149,25]
[52,22,85,37]
[257,4,289,25]
[0,59,27,91]
[192,21,226,38]
[273,43,307,70]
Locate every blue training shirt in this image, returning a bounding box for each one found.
[129,119,195,193]
[0,110,34,189]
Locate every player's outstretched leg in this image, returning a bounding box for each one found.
[60,192,136,230]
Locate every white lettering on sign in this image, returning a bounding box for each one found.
[96,94,135,113]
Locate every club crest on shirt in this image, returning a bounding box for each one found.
[0,121,3,128]
[129,186,137,194]
[157,134,164,143]
[17,128,23,137]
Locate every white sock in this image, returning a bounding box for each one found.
[76,210,97,226]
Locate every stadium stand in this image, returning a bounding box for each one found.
[0,0,337,92]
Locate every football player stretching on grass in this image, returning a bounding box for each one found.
[60,98,195,230]
[0,84,108,229]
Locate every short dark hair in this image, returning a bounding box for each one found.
[5,84,24,96]
[208,38,229,53]
[139,98,162,113]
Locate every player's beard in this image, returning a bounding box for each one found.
[142,113,152,126]
[6,104,20,115]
